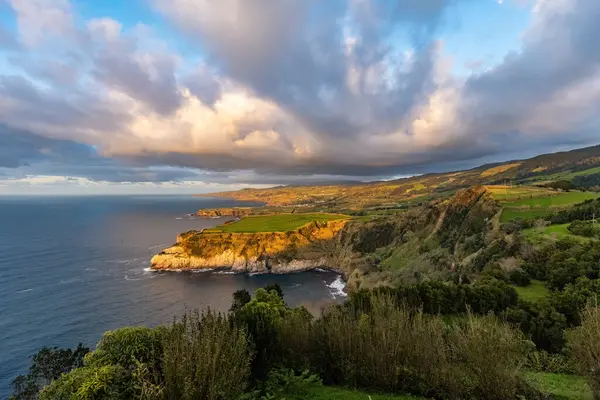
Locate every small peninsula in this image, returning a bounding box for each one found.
[151,214,349,274]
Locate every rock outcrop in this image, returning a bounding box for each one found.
[151,220,348,273]
[195,208,253,218]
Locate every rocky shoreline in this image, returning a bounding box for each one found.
[150,220,348,276]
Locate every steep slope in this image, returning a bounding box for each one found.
[151,220,348,273]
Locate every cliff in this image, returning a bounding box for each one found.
[195,208,253,217]
[151,220,348,273]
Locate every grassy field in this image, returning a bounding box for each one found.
[207,213,348,233]
[300,385,425,400]
[502,191,598,208]
[523,372,593,400]
[514,280,550,302]
[522,223,594,245]
[487,185,553,201]
[498,190,599,222]
[501,208,552,223]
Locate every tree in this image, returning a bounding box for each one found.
[264,283,284,299]
[11,343,89,400]
[230,289,252,312]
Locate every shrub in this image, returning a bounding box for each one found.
[445,313,530,400]
[234,288,289,380]
[11,343,89,399]
[39,365,131,400]
[85,326,166,369]
[568,220,600,237]
[510,268,531,286]
[162,310,252,400]
[567,303,600,398]
[311,295,528,399]
[525,350,576,374]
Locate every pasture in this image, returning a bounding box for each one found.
[207,213,348,233]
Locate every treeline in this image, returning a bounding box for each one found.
[12,277,600,400]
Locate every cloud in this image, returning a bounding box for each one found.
[0,0,599,189]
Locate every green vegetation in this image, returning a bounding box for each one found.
[14,279,600,399]
[500,191,599,222]
[521,223,592,245]
[301,385,424,400]
[567,305,600,397]
[514,280,550,302]
[527,165,600,183]
[208,213,347,233]
[503,191,598,208]
[523,372,593,400]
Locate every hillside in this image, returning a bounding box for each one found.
[202,144,600,210]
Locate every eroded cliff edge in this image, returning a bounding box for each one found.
[151,220,348,274]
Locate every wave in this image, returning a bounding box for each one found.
[110,257,146,265]
[16,288,33,293]
[327,275,347,298]
[143,267,153,272]
[175,217,183,220]
[214,271,237,275]
[314,268,327,273]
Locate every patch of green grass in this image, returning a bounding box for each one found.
[514,280,550,302]
[523,372,593,400]
[381,238,422,270]
[500,191,599,222]
[501,208,552,223]
[521,223,594,245]
[488,185,552,201]
[303,385,425,400]
[211,213,348,233]
[503,191,598,208]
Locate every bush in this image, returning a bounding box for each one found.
[11,344,89,399]
[567,303,600,398]
[162,310,252,400]
[39,365,131,400]
[510,268,531,286]
[85,326,166,369]
[524,350,576,374]
[311,295,528,399]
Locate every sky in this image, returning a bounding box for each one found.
[0,0,599,195]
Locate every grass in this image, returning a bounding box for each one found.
[301,385,425,400]
[521,223,594,245]
[502,191,598,208]
[526,165,600,183]
[523,372,593,400]
[487,185,553,201]
[498,190,599,222]
[501,208,552,223]
[207,213,348,233]
[514,280,550,302]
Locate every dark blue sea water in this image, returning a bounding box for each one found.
[0,196,345,398]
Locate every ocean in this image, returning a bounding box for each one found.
[0,195,346,398]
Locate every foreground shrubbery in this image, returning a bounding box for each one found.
[567,304,600,398]
[13,283,600,399]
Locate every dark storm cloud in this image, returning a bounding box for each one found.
[0,125,99,168]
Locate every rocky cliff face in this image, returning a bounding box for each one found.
[195,208,253,217]
[151,220,347,273]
